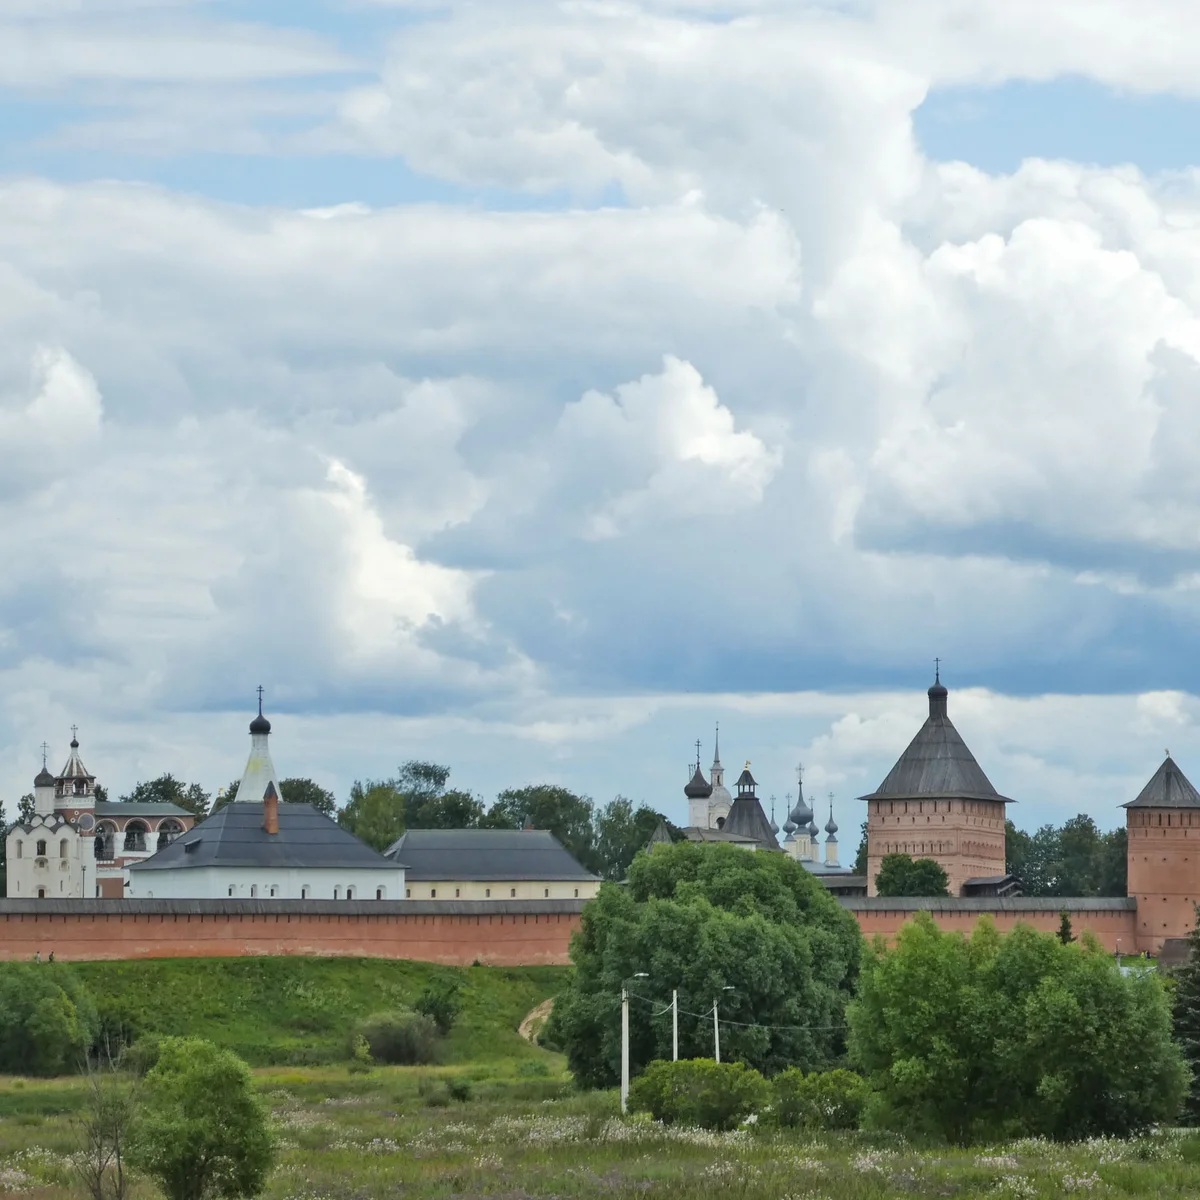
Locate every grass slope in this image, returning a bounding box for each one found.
[68,957,568,1066]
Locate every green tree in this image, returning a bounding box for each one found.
[338,780,406,851]
[549,842,862,1088]
[94,785,108,804]
[1171,907,1200,1122]
[277,778,336,816]
[853,821,868,875]
[849,914,1187,1142]
[17,793,35,824]
[1005,819,1031,879]
[593,796,666,881]
[484,784,597,871]
[210,780,241,813]
[128,1038,274,1200]
[1057,911,1075,944]
[0,964,99,1076]
[120,775,209,821]
[874,854,950,897]
[1097,827,1127,896]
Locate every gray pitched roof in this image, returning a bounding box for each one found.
[95,802,191,819]
[1123,755,1200,808]
[680,826,759,845]
[130,803,399,871]
[721,795,780,851]
[860,680,1012,803]
[383,828,598,882]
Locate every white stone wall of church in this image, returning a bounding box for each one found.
[126,864,406,900]
[5,824,92,898]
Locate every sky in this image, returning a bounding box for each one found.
[5,0,1200,834]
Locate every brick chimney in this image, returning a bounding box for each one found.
[263,781,279,835]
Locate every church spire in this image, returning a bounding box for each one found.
[237,691,282,804]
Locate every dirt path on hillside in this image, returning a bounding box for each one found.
[519,998,554,1043]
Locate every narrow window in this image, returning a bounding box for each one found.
[510,887,516,898]
[544,888,549,898]
[250,885,258,898]
[406,888,411,898]
[346,886,355,900]
[430,888,436,898]
[37,888,45,899]
[485,888,490,898]
[60,839,69,859]
[36,840,47,857]
[228,885,235,897]
[333,886,341,899]
[455,887,460,898]
[301,885,311,899]
[574,888,579,898]
[15,841,21,859]
[269,885,278,898]
[376,887,384,900]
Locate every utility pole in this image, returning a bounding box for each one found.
[672,989,678,1062]
[713,995,720,1063]
[621,985,630,1112]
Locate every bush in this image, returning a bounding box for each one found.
[773,1067,868,1130]
[627,1059,770,1131]
[446,1076,473,1102]
[0,965,99,1076]
[121,1034,164,1077]
[352,1011,440,1065]
[850,915,1189,1143]
[128,1037,275,1200]
[415,979,462,1035]
[417,1075,450,1107]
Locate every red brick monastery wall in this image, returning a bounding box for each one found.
[847,898,1140,954]
[0,900,585,966]
[0,897,1154,965]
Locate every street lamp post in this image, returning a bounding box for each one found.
[713,986,734,1063]
[672,989,678,1062]
[620,972,648,1113]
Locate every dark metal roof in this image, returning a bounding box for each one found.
[860,679,1013,803]
[721,795,779,851]
[95,802,191,818]
[383,828,598,882]
[684,765,713,800]
[1123,755,1200,809]
[735,767,756,789]
[680,826,759,844]
[131,803,397,872]
[648,820,674,847]
[34,768,55,787]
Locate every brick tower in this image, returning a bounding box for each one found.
[860,672,1012,896]
[1124,754,1200,954]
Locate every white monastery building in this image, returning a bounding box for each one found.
[128,699,405,900]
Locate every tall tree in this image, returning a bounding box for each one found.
[120,775,210,821]
[550,842,862,1088]
[277,779,336,816]
[484,784,597,871]
[593,796,665,881]
[1005,819,1031,878]
[16,793,35,824]
[853,821,868,875]
[338,780,406,852]
[1097,827,1128,896]
[1172,911,1200,1122]
[874,853,950,897]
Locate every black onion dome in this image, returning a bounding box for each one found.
[34,767,54,786]
[684,765,713,800]
[825,813,838,835]
[807,819,819,839]
[249,712,271,735]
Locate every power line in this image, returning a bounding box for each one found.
[624,990,845,1034]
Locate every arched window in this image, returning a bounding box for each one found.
[94,823,116,861]
[14,841,21,859]
[346,886,356,900]
[375,887,385,900]
[156,819,184,850]
[36,839,47,857]
[333,886,341,899]
[269,885,278,898]
[301,885,310,899]
[228,885,236,897]
[250,885,258,898]
[60,839,69,859]
[123,821,148,852]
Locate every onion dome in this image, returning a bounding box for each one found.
[684,764,713,800]
[769,798,780,836]
[789,793,812,828]
[825,811,838,836]
[807,819,819,840]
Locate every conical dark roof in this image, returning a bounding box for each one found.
[1123,755,1200,809]
[684,765,713,800]
[860,677,1013,804]
[648,819,675,847]
[722,794,779,850]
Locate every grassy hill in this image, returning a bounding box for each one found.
[67,957,569,1067]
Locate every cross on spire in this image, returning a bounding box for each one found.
[695,739,702,769]
[795,761,804,786]
[934,656,941,684]
[256,685,264,716]
[39,741,49,769]
[70,724,78,741]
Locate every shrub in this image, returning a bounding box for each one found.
[446,1076,473,1102]
[772,1067,868,1130]
[352,1011,440,1065]
[128,1037,275,1200]
[417,1075,450,1107]
[415,979,462,1035]
[0,964,99,1076]
[627,1059,770,1131]
[120,1035,163,1077]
